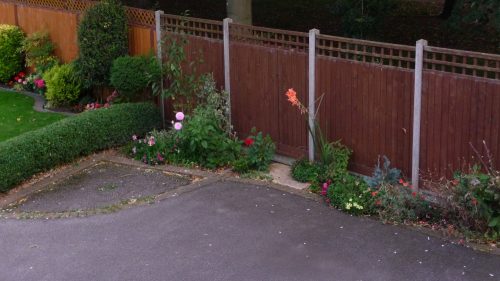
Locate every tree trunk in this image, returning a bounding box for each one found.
[227,0,252,25]
[440,0,457,19]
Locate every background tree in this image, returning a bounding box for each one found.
[448,0,500,32]
[227,0,252,24]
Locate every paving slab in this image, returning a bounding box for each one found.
[0,180,499,281]
[269,163,309,190]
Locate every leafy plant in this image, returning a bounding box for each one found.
[178,105,240,168]
[233,128,276,173]
[327,173,374,215]
[0,24,24,83]
[0,103,161,192]
[152,20,209,113]
[446,166,500,240]
[375,180,436,223]
[291,158,321,183]
[43,63,82,106]
[76,0,128,89]
[21,31,59,73]
[110,55,161,101]
[365,155,402,188]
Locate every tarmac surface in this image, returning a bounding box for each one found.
[1,179,499,281]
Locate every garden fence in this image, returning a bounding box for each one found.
[1,0,499,188]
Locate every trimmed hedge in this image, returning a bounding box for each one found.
[0,103,161,192]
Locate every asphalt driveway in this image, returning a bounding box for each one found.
[0,180,499,281]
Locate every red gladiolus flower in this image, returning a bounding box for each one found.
[412,192,417,197]
[244,138,254,147]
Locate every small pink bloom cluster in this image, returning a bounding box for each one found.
[173,111,184,131]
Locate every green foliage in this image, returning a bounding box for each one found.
[76,0,128,89]
[291,158,321,183]
[365,155,402,188]
[178,105,240,168]
[320,141,352,181]
[331,0,397,38]
[447,166,500,239]
[449,0,500,32]
[375,181,435,223]
[152,30,208,114]
[0,25,24,83]
[233,128,276,174]
[20,31,59,73]
[0,103,161,192]
[43,64,82,106]
[327,173,374,215]
[110,55,161,101]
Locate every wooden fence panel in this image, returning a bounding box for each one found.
[0,2,16,25]
[16,5,78,62]
[229,42,308,157]
[316,57,414,176]
[128,26,155,56]
[420,72,500,178]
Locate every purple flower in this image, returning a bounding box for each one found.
[175,112,185,121]
[174,122,183,131]
[157,153,164,162]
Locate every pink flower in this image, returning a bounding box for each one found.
[175,112,185,121]
[174,122,183,131]
[148,136,155,146]
[132,135,138,141]
[157,153,164,162]
[23,80,27,85]
[17,79,22,83]
[34,79,45,88]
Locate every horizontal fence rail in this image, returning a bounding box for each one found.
[317,34,416,69]
[424,46,500,80]
[230,23,309,52]
[160,14,223,40]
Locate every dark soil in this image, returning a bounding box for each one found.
[10,161,190,213]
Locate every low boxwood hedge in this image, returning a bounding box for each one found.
[0,103,161,192]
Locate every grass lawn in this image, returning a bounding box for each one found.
[0,91,66,142]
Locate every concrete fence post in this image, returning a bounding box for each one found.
[155,10,166,128]
[308,29,320,162]
[411,39,428,190]
[223,18,233,130]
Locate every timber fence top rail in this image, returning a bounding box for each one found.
[159,13,223,40]
[2,0,155,27]
[2,0,500,80]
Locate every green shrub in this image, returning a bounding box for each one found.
[364,155,402,188]
[0,103,161,192]
[76,0,128,89]
[374,180,435,223]
[21,31,59,73]
[291,158,321,183]
[43,64,82,106]
[0,25,24,83]
[110,55,161,101]
[446,166,500,240]
[327,173,374,215]
[233,128,276,174]
[178,105,241,168]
